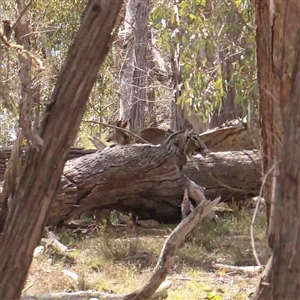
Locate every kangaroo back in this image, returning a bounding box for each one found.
[139,128,173,145]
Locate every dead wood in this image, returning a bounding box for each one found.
[46,130,204,225]
[0,147,95,181]
[212,263,263,275]
[41,232,68,254]
[199,119,260,152]
[45,148,260,225]
[183,150,261,202]
[0,119,259,180]
[0,145,261,226]
[21,281,172,300]
[122,196,220,300]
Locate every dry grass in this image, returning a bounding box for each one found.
[25,208,267,299]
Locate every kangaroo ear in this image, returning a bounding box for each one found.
[121,120,129,128]
[116,120,123,127]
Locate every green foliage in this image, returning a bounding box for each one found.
[0,0,120,148]
[150,0,257,122]
[1,0,257,148]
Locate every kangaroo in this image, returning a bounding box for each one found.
[106,120,172,145]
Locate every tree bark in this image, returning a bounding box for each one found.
[184,150,261,202]
[42,148,260,225]
[146,26,157,127]
[119,0,149,132]
[199,119,259,151]
[0,1,123,299]
[253,0,300,298]
[0,120,259,182]
[14,0,42,147]
[255,0,283,229]
[1,146,261,227]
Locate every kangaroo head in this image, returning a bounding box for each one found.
[106,120,130,145]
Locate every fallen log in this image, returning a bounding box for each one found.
[0,119,259,181]
[45,145,260,225]
[184,150,261,202]
[199,118,260,152]
[49,142,188,224]
[0,147,95,181]
[0,141,261,225]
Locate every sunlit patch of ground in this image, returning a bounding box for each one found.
[26,208,267,299]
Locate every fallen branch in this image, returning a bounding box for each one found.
[22,281,172,300]
[83,120,149,144]
[41,232,68,254]
[250,162,277,267]
[212,263,263,275]
[88,135,107,150]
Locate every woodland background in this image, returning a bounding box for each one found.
[0,0,256,147]
[1,0,300,299]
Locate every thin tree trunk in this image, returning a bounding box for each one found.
[119,0,149,132]
[0,2,123,299]
[146,26,157,127]
[15,0,41,147]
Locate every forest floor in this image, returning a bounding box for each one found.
[25,207,268,300]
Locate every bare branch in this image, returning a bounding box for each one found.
[10,0,33,39]
[82,119,149,144]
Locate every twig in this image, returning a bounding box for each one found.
[250,161,278,267]
[22,283,34,293]
[0,32,44,70]
[208,172,256,194]
[82,119,149,144]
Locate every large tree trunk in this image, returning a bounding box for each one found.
[119,0,149,132]
[0,1,123,299]
[253,1,300,298]
[44,148,260,225]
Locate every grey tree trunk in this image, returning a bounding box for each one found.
[146,27,157,127]
[119,0,150,132]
